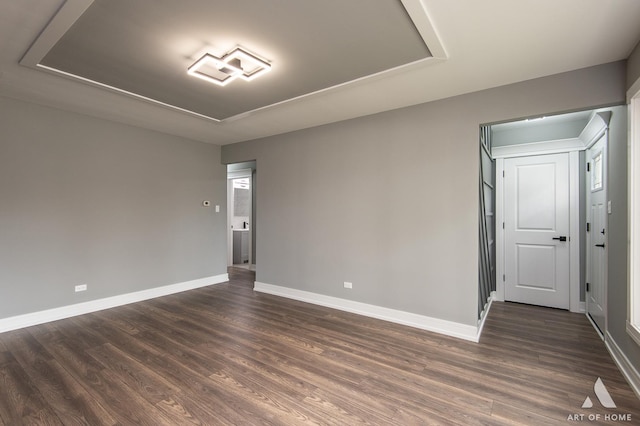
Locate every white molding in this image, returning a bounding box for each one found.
[578,301,586,313]
[605,331,640,400]
[492,112,611,160]
[492,138,584,159]
[569,150,581,313]
[476,292,496,339]
[627,321,640,347]
[627,77,640,104]
[495,158,505,302]
[400,0,448,59]
[19,0,94,67]
[227,178,233,266]
[254,281,481,342]
[579,111,611,148]
[629,89,640,347]
[0,273,228,334]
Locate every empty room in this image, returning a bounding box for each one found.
[2,0,640,424]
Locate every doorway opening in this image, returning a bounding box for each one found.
[227,161,256,271]
[481,108,614,330]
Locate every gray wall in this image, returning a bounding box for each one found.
[222,61,626,327]
[627,40,640,90]
[606,104,640,372]
[0,96,228,319]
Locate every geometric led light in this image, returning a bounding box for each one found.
[223,47,272,81]
[187,46,271,87]
[187,53,243,86]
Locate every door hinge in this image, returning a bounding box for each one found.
[587,162,591,172]
[587,222,590,232]
[502,222,505,229]
[503,274,506,282]
[503,170,505,178]
[586,282,590,292]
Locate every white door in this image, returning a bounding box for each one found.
[586,135,607,333]
[504,153,570,309]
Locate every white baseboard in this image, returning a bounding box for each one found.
[254,281,480,342]
[476,292,496,340]
[605,331,640,399]
[0,273,229,334]
[577,301,586,313]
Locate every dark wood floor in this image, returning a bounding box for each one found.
[1,268,638,425]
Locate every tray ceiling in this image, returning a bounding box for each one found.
[24,0,433,121]
[3,0,640,145]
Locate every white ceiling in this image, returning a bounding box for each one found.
[1,0,640,146]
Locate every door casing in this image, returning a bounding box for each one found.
[227,169,253,267]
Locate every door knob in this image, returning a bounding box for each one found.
[595,243,606,248]
[552,236,567,242]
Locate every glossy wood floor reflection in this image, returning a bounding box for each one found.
[1,268,639,425]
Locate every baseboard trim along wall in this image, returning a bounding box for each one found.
[0,273,229,334]
[605,331,640,399]
[254,281,482,342]
[476,292,496,338]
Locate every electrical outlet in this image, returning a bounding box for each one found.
[75,284,87,292]
[343,281,353,289]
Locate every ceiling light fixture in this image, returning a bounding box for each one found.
[187,46,271,87]
[187,53,242,86]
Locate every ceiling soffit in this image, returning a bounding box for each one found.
[20,0,446,122]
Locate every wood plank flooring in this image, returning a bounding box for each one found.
[1,267,638,425]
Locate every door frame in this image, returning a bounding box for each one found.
[494,111,611,314]
[495,150,582,313]
[227,169,253,267]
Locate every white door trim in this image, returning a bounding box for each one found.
[569,150,581,313]
[628,84,640,347]
[492,137,584,158]
[495,152,581,312]
[495,157,505,302]
[227,169,253,267]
